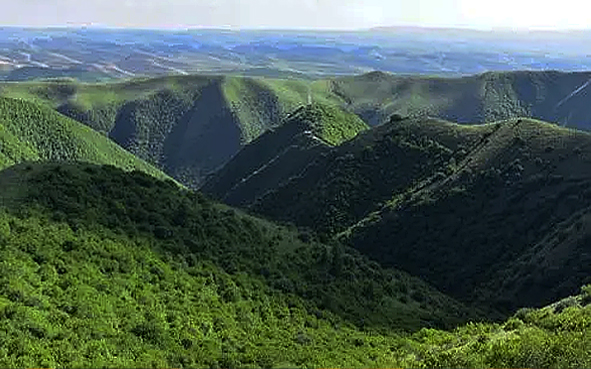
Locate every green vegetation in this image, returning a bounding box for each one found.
[201,103,368,207]
[286,103,369,146]
[245,116,491,235]
[344,117,591,312]
[5,70,591,189]
[0,97,169,180]
[330,70,591,129]
[221,114,591,319]
[0,162,589,367]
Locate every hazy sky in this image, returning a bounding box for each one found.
[1,0,590,30]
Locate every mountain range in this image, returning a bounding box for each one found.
[4,70,591,188]
[0,69,590,367]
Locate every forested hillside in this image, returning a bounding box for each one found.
[210,112,591,319]
[0,162,589,368]
[4,70,591,188]
[201,103,368,206]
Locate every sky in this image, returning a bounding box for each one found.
[0,0,590,30]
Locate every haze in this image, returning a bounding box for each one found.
[0,0,590,30]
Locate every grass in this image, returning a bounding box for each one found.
[0,97,170,181]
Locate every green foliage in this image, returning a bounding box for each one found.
[201,102,368,207]
[345,117,591,313]
[0,208,589,369]
[0,211,406,368]
[10,162,478,333]
[4,70,591,190]
[250,116,489,235]
[0,97,169,181]
[286,103,369,146]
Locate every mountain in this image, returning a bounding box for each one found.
[0,161,590,368]
[208,112,591,318]
[0,75,340,187]
[343,117,591,313]
[230,115,489,235]
[330,70,591,128]
[0,161,486,367]
[200,103,368,207]
[5,70,591,189]
[0,96,168,180]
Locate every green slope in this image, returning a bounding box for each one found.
[1,162,482,331]
[5,70,591,189]
[247,115,492,235]
[223,113,591,317]
[201,103,368,207]
[0,97,169,181]
[344,117,591,313]
[0,162,590,368]
[329,70,591,128]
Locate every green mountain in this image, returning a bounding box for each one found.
[237,115,489,235]
[330,70,591,129]
[344,117,591,313]
[201,103,368,206]
[0,75,329,187]
[209,112,591,317]
[0,161,483,367]
[0,161,590,368]
[6,70,591,188]
[0,96,168,180]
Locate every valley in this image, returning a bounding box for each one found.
[0,67,591,367]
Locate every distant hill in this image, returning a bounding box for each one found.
[330,70,591,129]
[4,70,591,188]
[201,103,368,206]
[0,75,339,187]
[0,96,168,181]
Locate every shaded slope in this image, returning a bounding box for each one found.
[248,115,493,235]
[201,103,369,206]
[108,81,243,188]
[344,118,591,313]
[0,76,318,187]
[0,97,168,180]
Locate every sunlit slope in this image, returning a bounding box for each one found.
[330,70,591,128]
[0,97,169,181]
